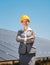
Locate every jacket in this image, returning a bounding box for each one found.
[16,27,36,54]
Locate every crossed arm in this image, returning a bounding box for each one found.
[16,34,36,43]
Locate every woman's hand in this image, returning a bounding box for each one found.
[17,36,25,43]
[18,36,21,39]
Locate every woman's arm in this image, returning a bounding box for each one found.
[26,30,36,43]
[16,30,24,42]
[27,34,36,40]
[16,35,25,43]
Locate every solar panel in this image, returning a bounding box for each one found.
[34,38,50,57]
[0,29,19,61]
[0,29,50,61]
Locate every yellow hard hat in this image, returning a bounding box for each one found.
[21,15,30,23]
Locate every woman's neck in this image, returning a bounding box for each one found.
[24,26,28,31]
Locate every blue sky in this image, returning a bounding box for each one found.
[0,0,50,40]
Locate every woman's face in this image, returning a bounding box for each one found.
[22,19,29,26]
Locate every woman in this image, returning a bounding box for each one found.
[16,15,36,65]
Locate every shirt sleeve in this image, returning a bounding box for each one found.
[17,30,21,36]
[31,29,36,37]
[16,30,24,42]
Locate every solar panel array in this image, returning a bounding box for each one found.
[0,29,50,61]
[0,29,19,61]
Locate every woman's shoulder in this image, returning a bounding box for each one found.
[28,27,36,31]
[17,29,24,33]
[28,27,36,34]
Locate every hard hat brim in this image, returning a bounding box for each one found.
[21,19,30,23]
